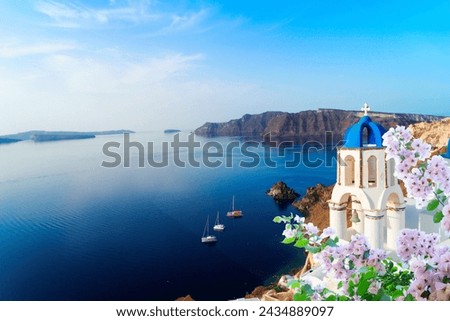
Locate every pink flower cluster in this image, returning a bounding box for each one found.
[315,234,387,282]
[382,126,450,232]
[397,229,439,261]
[443,205,450,233]
[397,229,450,300]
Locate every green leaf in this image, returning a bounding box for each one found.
[302,284,314,296]
[391,289,405,299]
[380,293,392,301]
[357,278,371,297]
[404,294,415,301]
[325,238,337,247]
[427,199,440,211]
[282,237,296,244]
[348,284,355,297]
[436,189,444,195]
[433,211,444,223]
[304,245,321,254]
[364,269,376,280]
[287,280,300,289]
[294,238,309,248]
[273,216,282,223]
[293,292,308,301]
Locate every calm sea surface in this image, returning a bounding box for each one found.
[0,132,336,300]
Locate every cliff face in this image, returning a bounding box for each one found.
[291,183,336,231]
[196,111,285,137]
[408,117,450,149]
[195,109,444,142]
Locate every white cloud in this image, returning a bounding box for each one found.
[0,49,274,134]
[35,0,159,28]
[167,8,209,32]
[42,52,204,93]
[0,42,76,58]
[34,0,212,33]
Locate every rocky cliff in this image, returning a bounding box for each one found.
[408,117,450,149]
[195,109,445,142]
[291,183,337,231]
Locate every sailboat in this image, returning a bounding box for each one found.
[201,216,217,243]
[226,195,243,218]
[213,211,225,231]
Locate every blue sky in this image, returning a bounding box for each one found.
[1,0,449,134]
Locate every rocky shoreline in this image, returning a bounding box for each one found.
[243,183,336,300]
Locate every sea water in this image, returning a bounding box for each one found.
[0,132,336,300]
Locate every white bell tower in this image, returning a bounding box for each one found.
[328,104,405,250]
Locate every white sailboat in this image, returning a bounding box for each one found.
[213,211,225,231]
[201,216,217,243]
[226,195,243,218]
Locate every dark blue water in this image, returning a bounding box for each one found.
[0,132,336,300]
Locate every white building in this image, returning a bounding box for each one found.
[328,104,405,250]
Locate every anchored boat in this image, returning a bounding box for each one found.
[226,195,243,218]
[201,216,217,243]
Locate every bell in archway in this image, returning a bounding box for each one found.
[351,209,361,223]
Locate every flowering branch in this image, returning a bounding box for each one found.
[273,213,337,254]
[382,126,450,232]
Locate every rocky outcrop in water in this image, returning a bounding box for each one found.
[267,181,299,203]
[195,109,445,142]
[175,295,195,301]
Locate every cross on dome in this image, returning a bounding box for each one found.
[361,103,370,116]
[343,103,386,148]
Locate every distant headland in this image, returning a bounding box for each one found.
[194,108,446,142]
[0,129,135,144]
[163,129,181,134]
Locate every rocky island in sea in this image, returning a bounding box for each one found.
[267,181,299,204]
[0,137,21,144]
[163,129,181,134]
[0,129,134,144]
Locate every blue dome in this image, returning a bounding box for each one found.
[343,116,387,148]
[442,138,450,159]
